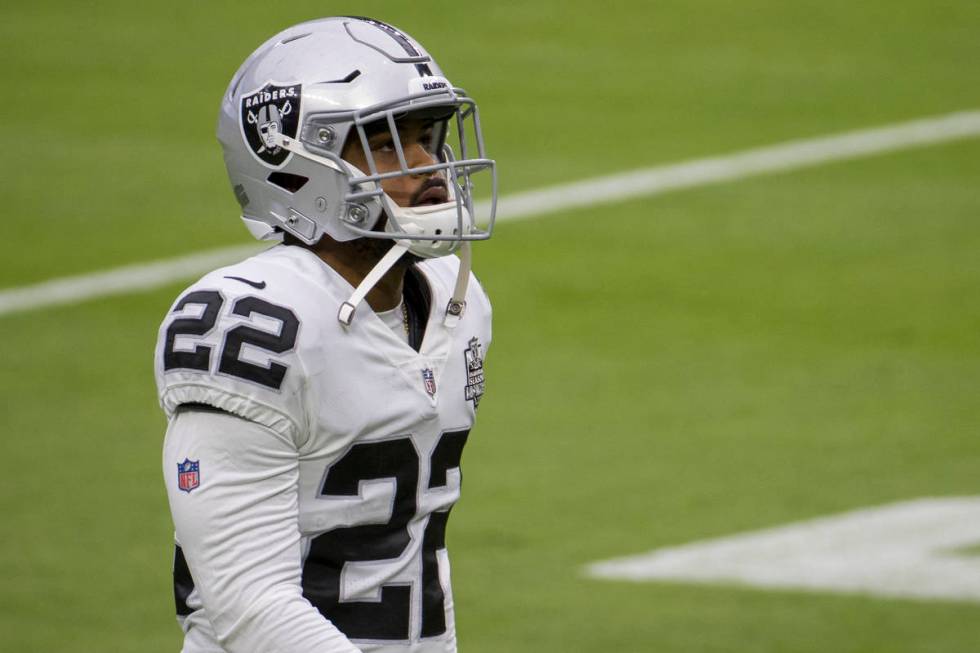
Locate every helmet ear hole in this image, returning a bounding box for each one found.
[267,172,309,193]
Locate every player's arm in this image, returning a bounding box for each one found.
[164,407,362,653]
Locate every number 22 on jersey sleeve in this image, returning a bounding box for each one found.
[162,290,299,390]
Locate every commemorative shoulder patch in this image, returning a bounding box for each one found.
[240,82,302,167]
[177,458,200,493]
[463,337,485,408]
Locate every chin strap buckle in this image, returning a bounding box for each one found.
[444,299,466,328]
[338,302,356,326]
[447,299,466,316]
[442,242,472,329]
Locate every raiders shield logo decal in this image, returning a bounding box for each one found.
[240,82,302,167]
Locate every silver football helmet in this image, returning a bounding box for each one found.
[218,16,495,252]
[217,17,497,324]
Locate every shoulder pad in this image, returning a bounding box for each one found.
[153,256,314,442]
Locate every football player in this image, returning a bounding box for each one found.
[155,16,496,653]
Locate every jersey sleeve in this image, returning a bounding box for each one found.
[164,408,362,653]
[154,275,311,445]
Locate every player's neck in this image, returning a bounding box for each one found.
[360,265,405,312]
[301,237,405,312]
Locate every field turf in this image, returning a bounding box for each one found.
[1,1,978,651]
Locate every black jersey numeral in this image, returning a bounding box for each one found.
[420,428,469,637]
[303,429,470,641]
[218,297,299,389]
[163,291,223,372]
[162,292,298,390]
[303,438,419,640]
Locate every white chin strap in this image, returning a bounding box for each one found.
[337,240,472,329]
[337,242,410,326]
[443,241,470,328]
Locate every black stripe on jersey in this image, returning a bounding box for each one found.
[175,402,231,415]
[404,265,432,352]
[343,16,433,76]
[173,544,195,617]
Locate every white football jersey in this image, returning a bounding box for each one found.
[155,244,491,652]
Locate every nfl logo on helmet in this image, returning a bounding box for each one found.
[177,459,200,493]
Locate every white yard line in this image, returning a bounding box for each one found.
[585,497,980,603]
[493,110,980,220]
[0,245,261,316]
[2,110,978,317]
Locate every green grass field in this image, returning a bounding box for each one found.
[2,1,979,651]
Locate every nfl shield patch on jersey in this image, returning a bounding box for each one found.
[177,459,200,493]
[422,368,437,398]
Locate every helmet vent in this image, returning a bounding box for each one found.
[279,32,312,45]
[322,69,361,84]
[267,172,309,193]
